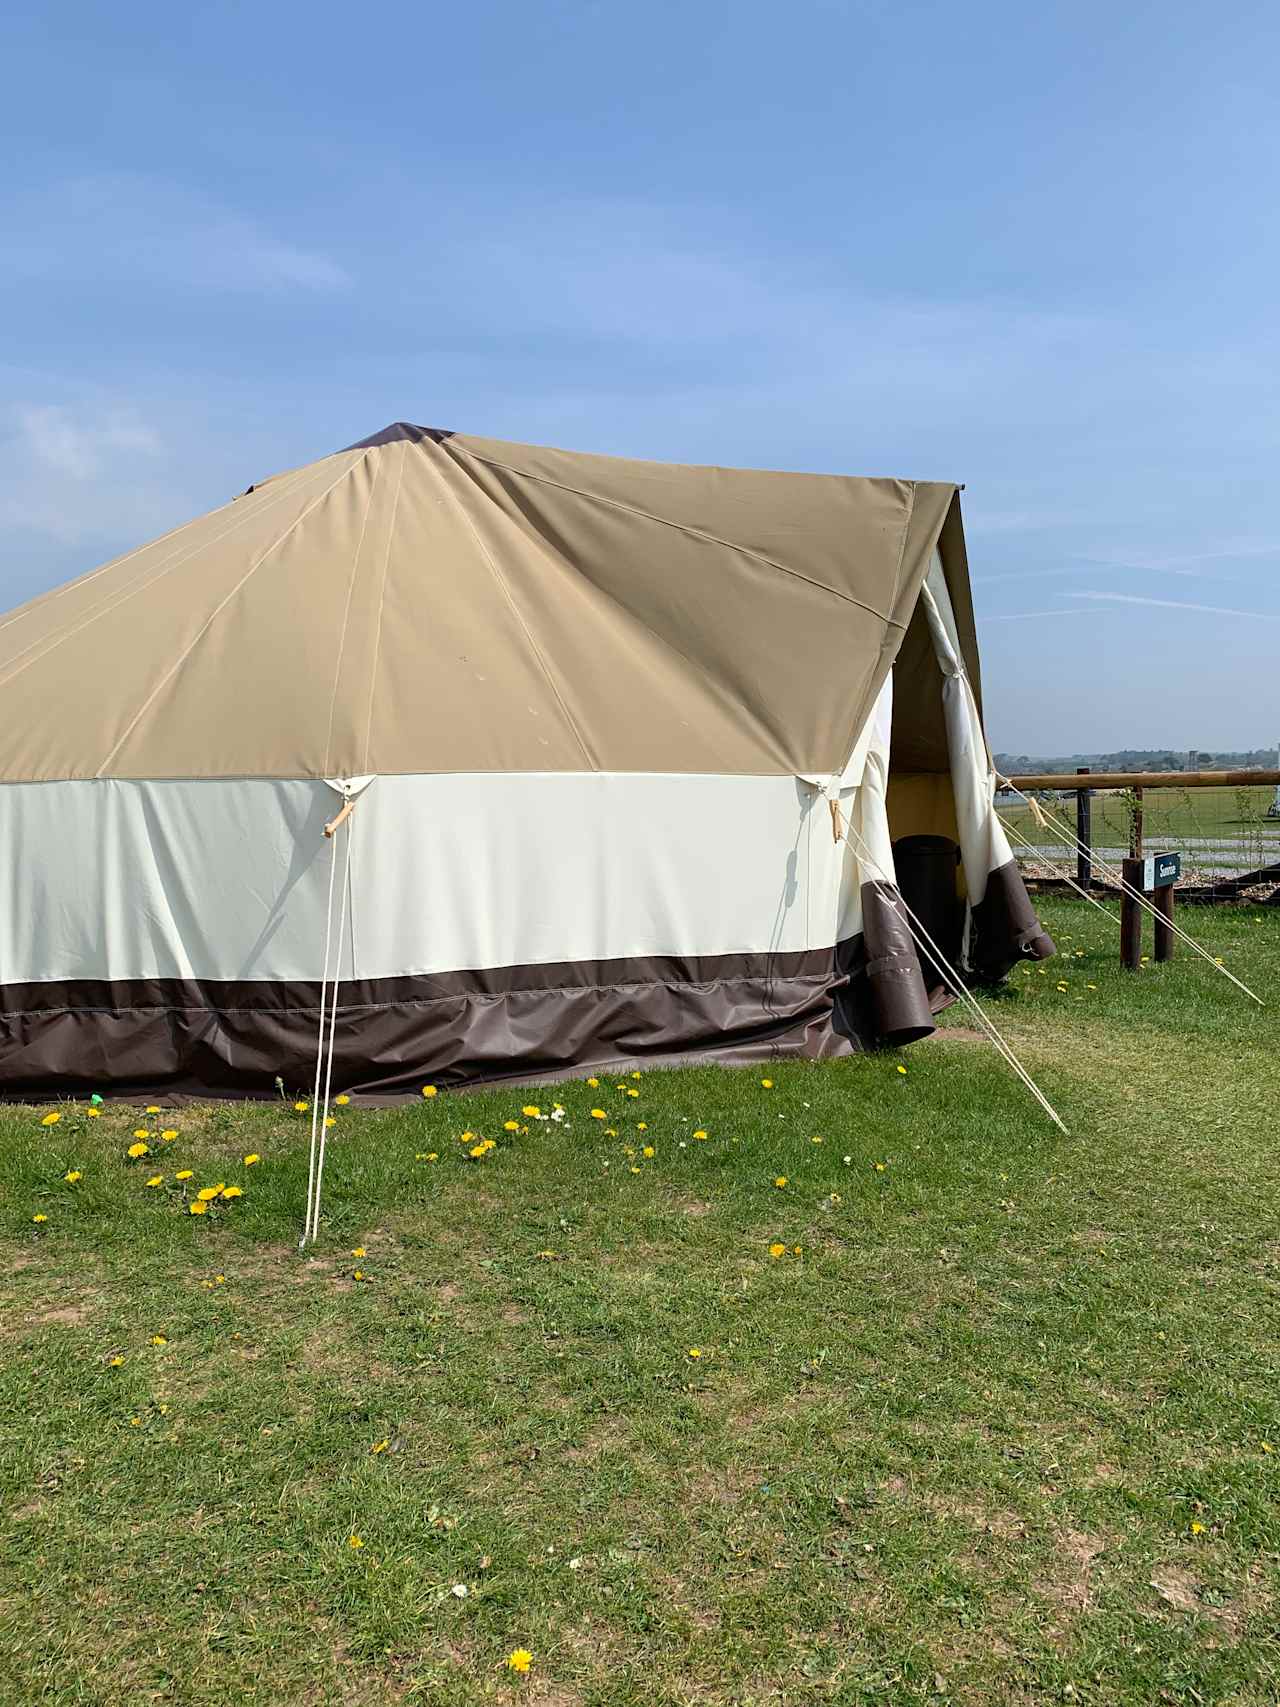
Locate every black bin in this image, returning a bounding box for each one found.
[891,835,963,978]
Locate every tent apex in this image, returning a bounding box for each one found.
[341,421,455,453]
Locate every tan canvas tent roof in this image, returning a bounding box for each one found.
[0,423,969,783]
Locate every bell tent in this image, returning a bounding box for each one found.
[0,423,1052,1099]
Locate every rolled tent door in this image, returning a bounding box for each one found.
[837,674,936,1045]
[917,554,1055,979]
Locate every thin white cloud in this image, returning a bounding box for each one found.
[0,401,183,548]
[974,564,1205,584]
[1075,543,1280,572]
[982,608,1104,622]
[4,173,350,296]
[1066,591,1278,620]
[15,405,161,479]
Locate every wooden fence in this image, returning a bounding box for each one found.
[998,768,1280,899]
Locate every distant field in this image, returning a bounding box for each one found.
[998,784,1280,877]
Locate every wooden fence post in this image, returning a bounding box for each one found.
[1120,855,1144,970]
[1153,879,1175,962]
[1075,767,1091,889]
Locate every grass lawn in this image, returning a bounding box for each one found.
[2,897,1278,1705]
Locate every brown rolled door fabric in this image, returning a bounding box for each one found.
[969,861,1056,982]
[857,881,937,1044]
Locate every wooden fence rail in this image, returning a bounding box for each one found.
[1000,770,1280,791]
[997,768,1280,889]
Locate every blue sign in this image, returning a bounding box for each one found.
[1141,851,1180,889]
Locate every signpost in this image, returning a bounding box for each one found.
[1120,850,1180,969]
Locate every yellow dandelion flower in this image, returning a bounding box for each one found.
[522,1105,540,1117]
[693,1129,708,1140]
[160,1129,178,1142]
[874,1162,886,1172]
[348,1534,364,1549]
[504,1120,520,1131]
[637,1122,647,1131]
[108,1355,125,1367]
[151,1334,167,1346]
[422,1084,438,1098]
[145,1174,163,1188]
[196,1185,224,1202]
[769,1242,786,1259]
[896,1064,907,1075]
[688,1347,702,1359]
[324,1116,336,1128]
[590,1108,606,1120]
[64,1169,82,1183]
[760,1078,773,1088]
[627,1088,640,1098]
[426,1152,438,1161]
[214,1274,225,1284]
[145,1106,160,1114]
[243,1153,260,1166]
[1190,1520,1206,1535]
[642,1146,655,1158]
[810,1136,823,1145]
[294,1100,309,1111]
[1262,1441,1275,1453]
[133,1128,151,1139]
[586,1077,600,1087]
[86,1107,101,1118]
[793,1245,802,1256]
[507,1649,533,1674]
[129,1416,141,1427]
[189,1201,208,1216]
[127,1142,150,1159]
[774,1176,788,1189]
[175,1169,193,1181]
[32,1212,48,1223]
[40,1112,61,1127]
[335,1094,350,1106]
[352,1247,366,1258]
[353,1268,367,1281]
[629,1165,641,1174]
[221,1185,243,1200]
[371,1438,390,1455]
[631,1071,641,1079]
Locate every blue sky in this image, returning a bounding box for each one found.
[3,0,1277,755]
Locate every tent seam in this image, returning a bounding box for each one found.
[438,468,796,768]
[0,494,237,643]
[890,481,919,608]
[445,442,908,627]
[830,484,925,776]
[92,455,371,779]
[323,453,381,774]
[423,440,598,770]
[0,460,342,692]
[360,442,406,773]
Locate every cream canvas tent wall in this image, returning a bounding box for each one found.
[0,423,1052,1098]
